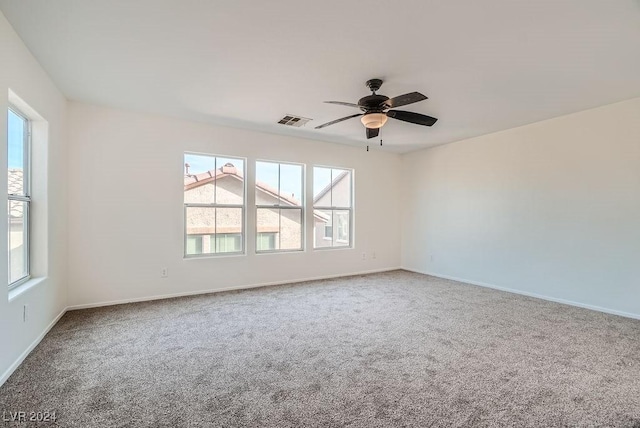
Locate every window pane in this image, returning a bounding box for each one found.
[8,200,28,283]
[256,161,303,208]
[215,208,243,253]
[215,172,244,205]
[186,235,203,255]
[257,232,277,251]
[331,169,352,208]
[313,167,332,204]
[280,164,302,206]
[257,208,279,251]
[184,153,246,258]
[184,154,244,205]
[184,153,216,176]
[280,208,302,250]
[256,161,279,203]
[184,154,215,204]
[257,208,302,251]
[215,158,244,205]
[312,166,352,249]
[185,207,216,255]
[215,233,242,253]
[314,209,332,248]
[333,210,350,247]
[217,156,244,177]
[8,110,26,196]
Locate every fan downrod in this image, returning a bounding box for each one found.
[366,78,383,94]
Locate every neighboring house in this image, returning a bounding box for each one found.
[184,163,350,253]
[184,163,304,253]
[184,164,245,254]
[313,170,351,248]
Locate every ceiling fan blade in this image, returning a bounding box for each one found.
[385,92,428,109]
[324,101,361,109]
[366,127,379,139]
[386,110,438,126]
[315,113,363,129]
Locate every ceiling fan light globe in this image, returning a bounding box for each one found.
[361,113,388,129]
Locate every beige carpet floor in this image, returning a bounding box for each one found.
[1,270,639,427]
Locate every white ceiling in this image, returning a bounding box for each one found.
[2,0,640,153]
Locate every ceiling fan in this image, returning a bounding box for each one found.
[315,79,438,140]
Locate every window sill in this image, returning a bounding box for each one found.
[8,277,46,302]
[313,245,352,251]
[183,252,246,260]
[256,248,304,255]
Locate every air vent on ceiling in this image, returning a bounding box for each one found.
[277,115,311,127]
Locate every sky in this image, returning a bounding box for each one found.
[184,153,342,199]
[8,109,25,170]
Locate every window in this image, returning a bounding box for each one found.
[8,107,30,287]
[324,224,333,239]
[313,166,353,248]
[184,153,245,256]
[256,232,277,251]
[255,160,303,252]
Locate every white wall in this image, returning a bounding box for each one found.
[0,11,68,382]
[67,102,402,307]
[402,97,640,318]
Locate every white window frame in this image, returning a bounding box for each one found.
[313,166,354,250]
[183,153,246,258]
[255,159,305,253]
[8,105,31,289]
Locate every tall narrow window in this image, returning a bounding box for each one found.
[256,161,303,252]
[313,166,353,249]
[8,107,30,287]
[183,153,245,256]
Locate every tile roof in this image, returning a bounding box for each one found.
[184,163,330,222]
[185,163,302,206]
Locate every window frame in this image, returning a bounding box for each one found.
[7,105,32,289]
[255,159,305,254]
[183,153,246,258]
[313,166,354,250]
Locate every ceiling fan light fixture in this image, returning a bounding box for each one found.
[361,112,388,129]
[315,80,437,137]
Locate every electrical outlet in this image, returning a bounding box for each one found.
[430,254,434,262]
[161,267,168,278]
[361,252,366,260]
[23,304,28,323]
[372,251,377,259]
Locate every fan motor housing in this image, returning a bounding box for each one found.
[358,94,389,111]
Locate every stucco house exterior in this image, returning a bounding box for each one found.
[312,169,351,249]
[184,163,351,254]
[184,163,303,254]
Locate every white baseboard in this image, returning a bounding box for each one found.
[402,267,640,321]
[67,267,402,311]
[0,308,67,387]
